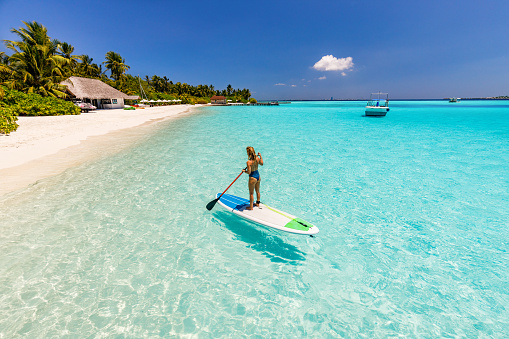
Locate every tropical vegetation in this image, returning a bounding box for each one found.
[1,21,69,98]
[0,20,254,133]
[0,103,18,134]
[1,86,79,116]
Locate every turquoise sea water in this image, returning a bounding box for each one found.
[1,101,508,337]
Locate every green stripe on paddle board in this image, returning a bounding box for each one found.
[284,218,313,231]
[265,205,314,232]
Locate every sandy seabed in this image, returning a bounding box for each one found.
[0,105,203,197]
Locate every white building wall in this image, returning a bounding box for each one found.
[101,98,124,109]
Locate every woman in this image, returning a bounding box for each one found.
[244,146,264,210]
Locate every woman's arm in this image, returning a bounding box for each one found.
[258,153,264,166]
[245,160,252,174]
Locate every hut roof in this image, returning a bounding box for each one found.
[61,76,139,100]
[211,95,226,100]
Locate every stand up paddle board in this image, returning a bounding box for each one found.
[216,193,319,235]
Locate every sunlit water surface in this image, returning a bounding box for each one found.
[1,101,508,337]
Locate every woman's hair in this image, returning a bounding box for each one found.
[246,146,256,161]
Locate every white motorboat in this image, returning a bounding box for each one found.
[365,92,390,116]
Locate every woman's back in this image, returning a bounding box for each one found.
[249,158,259,172]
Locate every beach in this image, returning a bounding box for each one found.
[0,105,201,196]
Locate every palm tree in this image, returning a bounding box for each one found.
[174,82,183,95]
[162,76,170,92]
[78,54,92,72]
[103,51,130,81]
[0,51,10,81]
[77,54,101,77]
[98,64,108,80]
[0,52,9,98]
[57,42,79,74]
[151,75,162,92]
[2,21,68,97]
[0,52,8,64]
[10,21,54,47]
[240,88,251,100]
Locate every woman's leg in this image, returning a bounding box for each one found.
[254,178,261,206]
[247,177,257,210]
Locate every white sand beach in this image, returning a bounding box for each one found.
[0,105,202,196]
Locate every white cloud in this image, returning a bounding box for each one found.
[341,72,347,76]
[318,76,326,80]
[290,85,297,87]
[313,55,354,72]
[274,83,286,86]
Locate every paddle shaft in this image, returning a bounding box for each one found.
[217,167,247,201]
[206,167,248,210]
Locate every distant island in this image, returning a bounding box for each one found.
[459,96,509,100]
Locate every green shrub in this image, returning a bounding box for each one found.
[249,98,257,103]
[0,104,19,134]
[1,87,80,116]
[180,97,191,104]
[196,98,208,104]
[147,92,176,101]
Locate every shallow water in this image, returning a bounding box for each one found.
[1,101,508,337]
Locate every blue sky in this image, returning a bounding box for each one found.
[1,0,508,99]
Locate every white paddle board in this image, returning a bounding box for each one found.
[216,193,319,235]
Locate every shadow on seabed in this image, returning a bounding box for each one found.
[212,211,307,265]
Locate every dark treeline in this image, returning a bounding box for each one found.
[119,74,252,104]
[140,75,251,102]
[0,21,253,104]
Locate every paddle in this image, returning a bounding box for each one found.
[206,167,248,211]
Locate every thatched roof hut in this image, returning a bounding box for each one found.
[211,95,227,105]
[61,76,139,109]
[62,76,138,100]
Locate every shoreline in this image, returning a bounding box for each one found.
[0,105,204,197]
